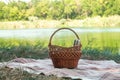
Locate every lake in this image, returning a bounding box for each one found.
[0,28,120,38]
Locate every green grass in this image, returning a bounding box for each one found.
[82,47,120,63]
[0,31,120,63]
[51,32,120,49]
[0,38,48,61]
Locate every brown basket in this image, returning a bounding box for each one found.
[48,28,82,69]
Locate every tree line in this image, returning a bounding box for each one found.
[0,0,120,21]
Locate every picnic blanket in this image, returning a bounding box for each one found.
[0,58,120,80]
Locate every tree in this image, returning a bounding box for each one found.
[9,6,19,20]
[62,0,77,19]
[0,0,120,21]
[104,0,120,16]
[2,6,10,20]
[35,0,50,19]
[0,2,6,20]
[48,0,64,19]
[31,0,41,5]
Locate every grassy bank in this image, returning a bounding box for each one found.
[0,38,48,61]
[0,15,120,29]
[0,67,70,80]
[0,38,119,63]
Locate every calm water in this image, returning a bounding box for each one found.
[0,28,120,38]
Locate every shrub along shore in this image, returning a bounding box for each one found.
[0,15,120,29]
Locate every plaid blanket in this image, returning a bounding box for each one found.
[0,58,120,80]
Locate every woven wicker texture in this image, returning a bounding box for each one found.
[48,28,82,68]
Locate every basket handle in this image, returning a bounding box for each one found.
[49,28,80,46]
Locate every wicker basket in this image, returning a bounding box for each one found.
[48,28,82,68]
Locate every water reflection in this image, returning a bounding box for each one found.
[0,28,120,38]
